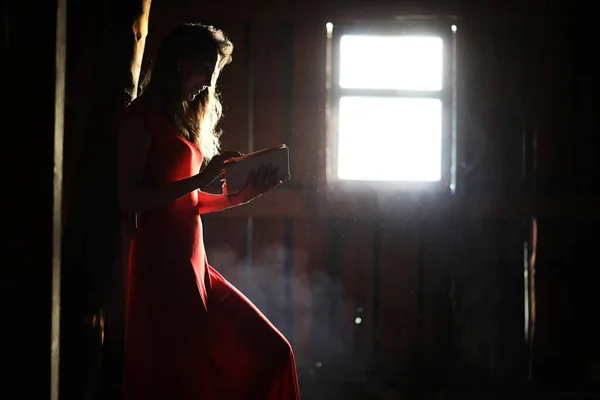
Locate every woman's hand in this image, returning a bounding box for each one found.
[198,151,243,187]
[226,164,282,206]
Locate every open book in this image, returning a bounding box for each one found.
[224,144,291,192]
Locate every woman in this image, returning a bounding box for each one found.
[117,23,300,399]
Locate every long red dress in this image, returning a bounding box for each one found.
[121,97,300,399]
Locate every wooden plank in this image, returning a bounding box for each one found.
[459,23,526,194]
[290,219,329,366]
[435,220,478,383]
[377,221,420,380]
[290,23,327,189]
[527,21,577,194]
[533,219,600,386]
[251,22,289,151]
[334,219,376,382]
[418,221,456,384]
[428,219,526,384]
[52,2,67,399]
[493,220,528,383]
[247,219,289,333]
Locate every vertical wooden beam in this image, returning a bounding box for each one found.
[130,0,151,99]
[290,23,327,191]
[335,219,375,378]
[290,219,329,367]
[378,221,420,381]
[371,222,381,355]
[51,0,67,398]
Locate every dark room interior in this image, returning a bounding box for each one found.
[3,0,600,399]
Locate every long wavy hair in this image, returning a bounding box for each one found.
[140,23,233,162]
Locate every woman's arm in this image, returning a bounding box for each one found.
[196,165,283,215]
[117,114,214,214]
[195,191,236,214]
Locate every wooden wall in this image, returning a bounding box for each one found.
[51,0,600,399]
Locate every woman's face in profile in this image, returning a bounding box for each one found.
[178,51,221,102]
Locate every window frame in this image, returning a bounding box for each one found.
[326,21,458,194]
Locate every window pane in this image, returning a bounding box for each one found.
[339,35,443,91]
[337,96,442,181]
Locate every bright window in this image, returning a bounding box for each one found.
[329,26,456,185]
[339,35,443,91]
[338,96,442,181]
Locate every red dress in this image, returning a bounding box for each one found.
[121,97,300,399]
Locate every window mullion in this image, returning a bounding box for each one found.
[336,88,443,100]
